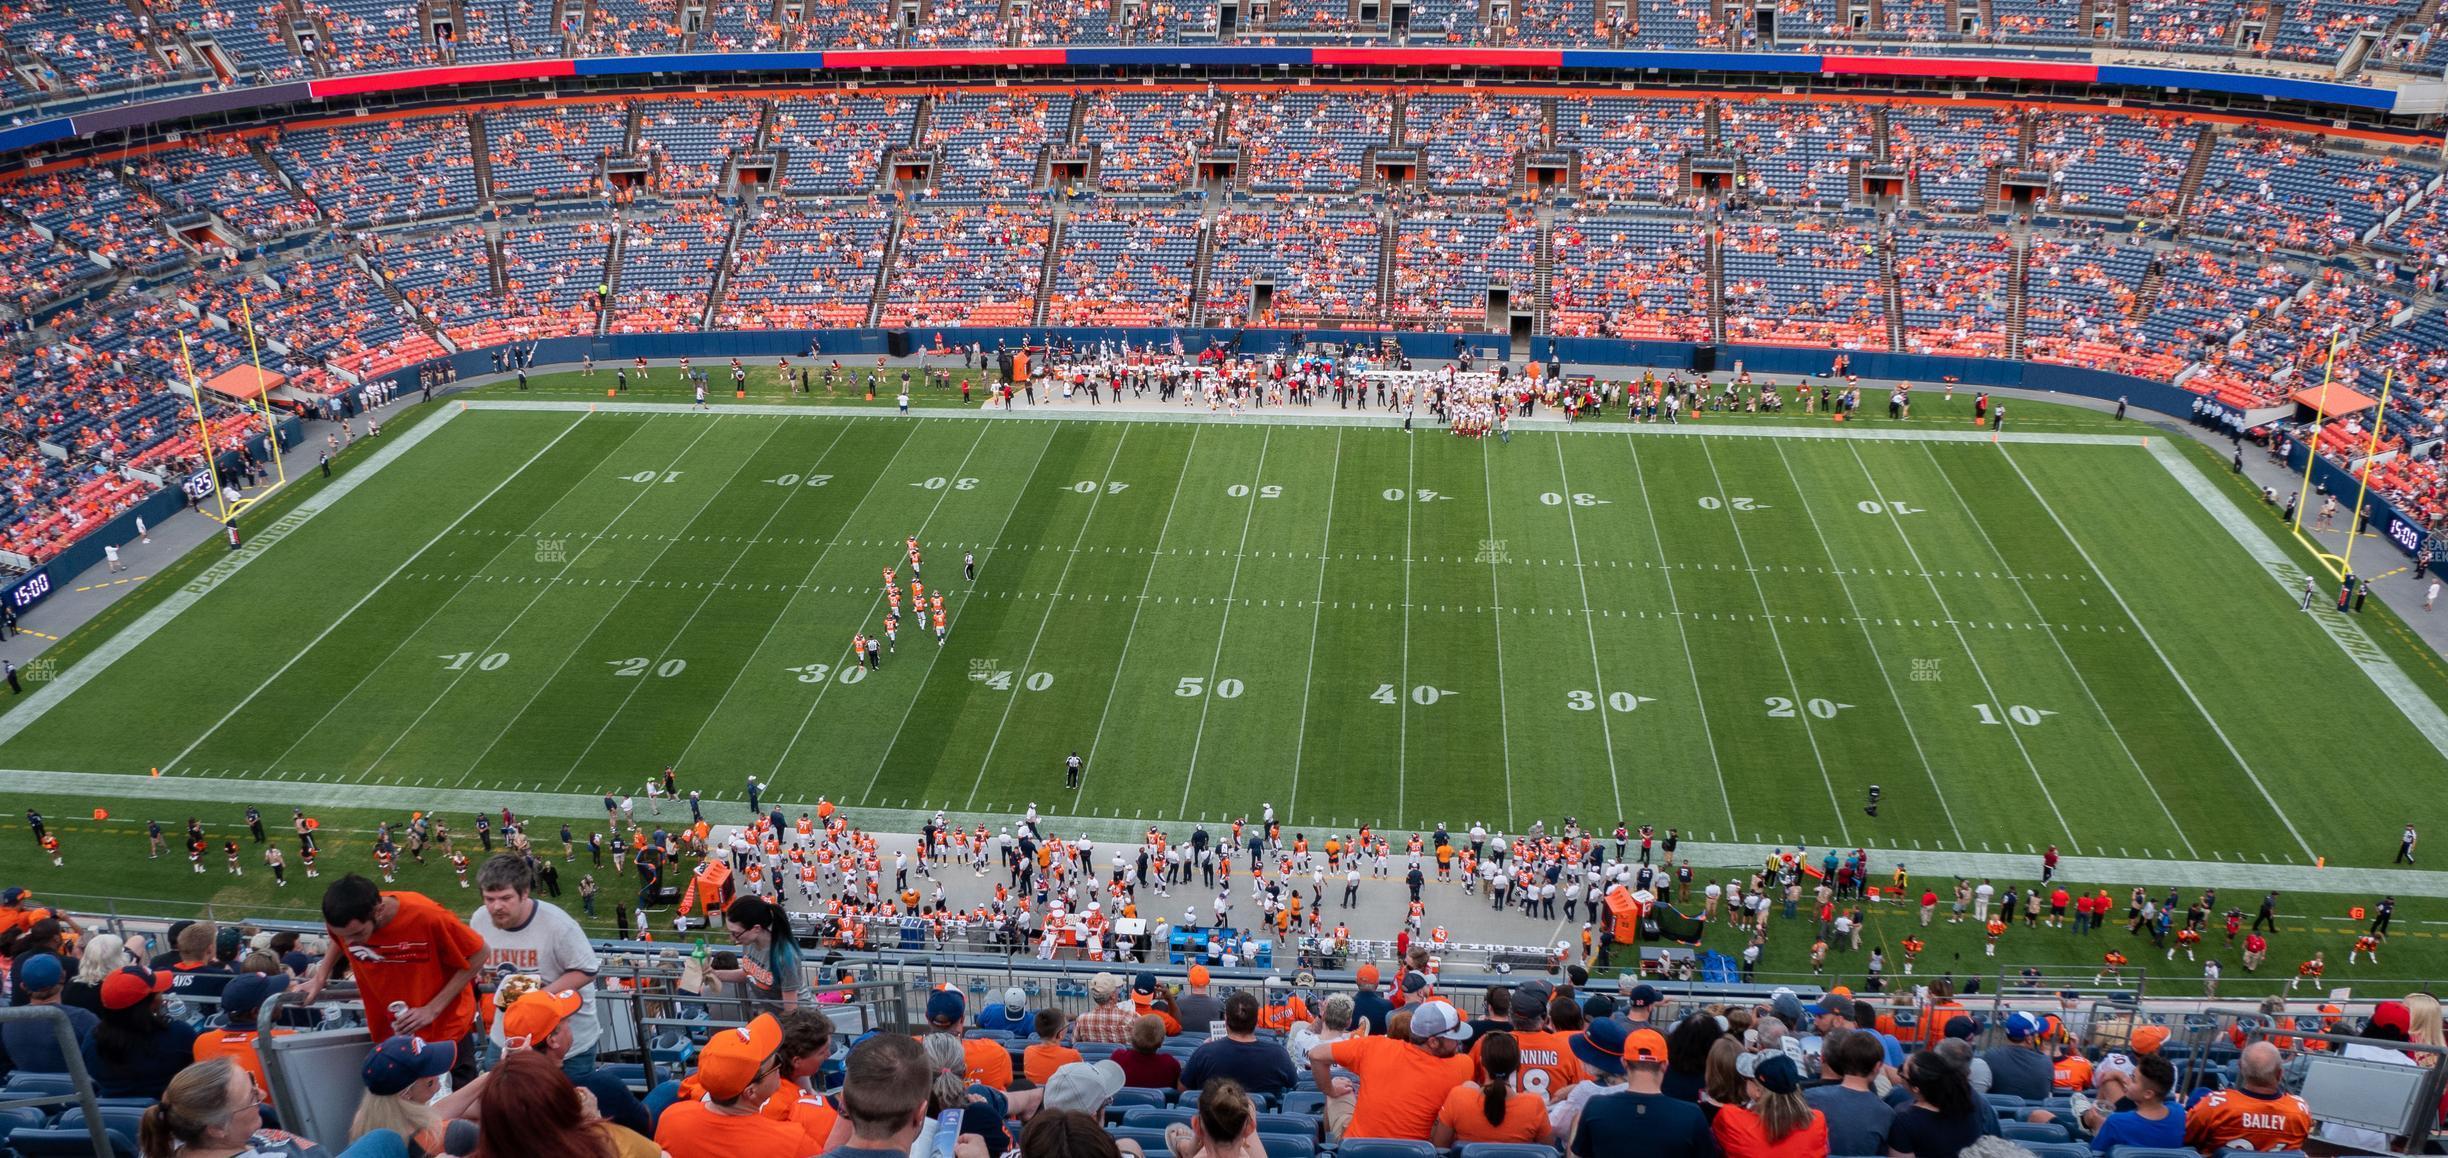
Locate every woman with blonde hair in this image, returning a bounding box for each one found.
[138,1057,317,1158]
[64,932,129,1014]
[2403,992,2444,1060]
[1703,1037,1750,1117]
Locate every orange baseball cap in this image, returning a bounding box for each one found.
[501,989,583,1047]
[1625,1028,1670,1063]
[1188,965,1211,987]
[696,1014,783,1100]
[2131,1024,2169,1054]
[1357,963,1381,985]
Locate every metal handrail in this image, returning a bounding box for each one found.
[0,1005,117,1158]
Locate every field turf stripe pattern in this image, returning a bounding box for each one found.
[7,411,2444,871]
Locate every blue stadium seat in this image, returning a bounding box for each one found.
[1123,1106,1199,1130]
[1337,1141,1441,1158]
[1262,1136,1317,1158]
[1110,1126,1175,1152]
[2108,1147,2203,1158]
[0,1075,76,1100]
[0,1106,50,1143]
[2002,1121,2070,1143]
[2020,1145,2092,1158]
[1278,1091,1327,1115]
[1254,1111,1320,1138]
[1985,1093,2029,1115]
[1457,1145,1562,1158]
[7,1126,137,1157]
[56,1106,148,1143]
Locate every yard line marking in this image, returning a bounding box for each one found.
[1619,434,1738,838]
[1912,443,2191,856]
[2143,438,2448,763]
[1692,437,1852,846]
[553,420,854,788]
[1077,428,1204,802]
[2002,445,2318,861]
[1282,429,1342,827]
[1179,429,1271,814]
[435,417,763,788]
[256,418,668,778]
[769,423,999,788]
[666,420,924,773]
[854,426,1061,803]
[1397,431,1417,826]
[154,409,570,777]
[1547,439,1622,825]
[963,429,1134,810]
[1765,443,1967,847]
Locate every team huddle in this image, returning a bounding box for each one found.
[851,536,966,668]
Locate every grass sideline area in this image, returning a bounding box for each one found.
[0,789,2435,998]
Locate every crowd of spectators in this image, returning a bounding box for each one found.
[1228,90,1393,194]
[1202,203,1381,325]
[1551,215,1710,340]
[1046,202,1201,326]
[1722,219,1886,348]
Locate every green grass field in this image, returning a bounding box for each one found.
[3,387,2441,865]
[4,380,2448,993]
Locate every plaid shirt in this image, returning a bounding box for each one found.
[1071,1001,1138,1045]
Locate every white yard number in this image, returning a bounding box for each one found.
[1858,500,1924,515]
[1973,703,2055,726]
[1177,676,1245,698]
[918,476,979,490]
[990,671,1055,691]
[625,470,684,484]
[1368,684,1449,705]
[1072,481,1127,494]
[440,652,510,671]
[1382,489,1443,502]
[788,663,870,685]
[1225,484,1284,499]
[1539,492,1602,507]
[1765,696,1849,719]
[611,657,688,678]
[1568,689,1648,712]
[773,474,834,487]
[1697,496,1762,510]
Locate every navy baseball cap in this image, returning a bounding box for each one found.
[220,972,289,1024]
[1626,984,1664,1008]
[925,987,966,1024]
[15,953,63,991]
[363,1035,456,1096]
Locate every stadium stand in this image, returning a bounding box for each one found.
[1556,96,1707,203]
[1722,217,1885,347]
[881,203,1048,327]
[1045,201,1202,326]
[773,93,919,197]
[1080,90,1212,193]
[715,208,889,330]
[271,114,481,228]
[1228,90,1394,194]
[485,101,630,202]
[1408,93,1546,194]
[1388,208,1539,327]
[1551,214,1710,341]
[1202,203,1380,325]
[1718,101,1870,207]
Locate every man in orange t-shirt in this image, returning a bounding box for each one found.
[656,1014,817,1158]
[1311,1000,1478,1140]
[923,987,1014,1089]
[191,971,295,1091]
[301,875,486,1053]
[2184,1042,2312,1153]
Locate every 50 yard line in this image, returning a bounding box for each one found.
[1073,427,1202,800]
[1178,428,1271,814]
[1280,429,1342,827]
[159,414,589,778]
[1396,431,1417,826]
[961,429,1133,810]
[1476,438,1518,830]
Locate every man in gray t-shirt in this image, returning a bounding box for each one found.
[1982,1011,2056,1100]
[472,855,603,1073]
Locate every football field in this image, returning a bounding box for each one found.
[5,396,2445,871]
